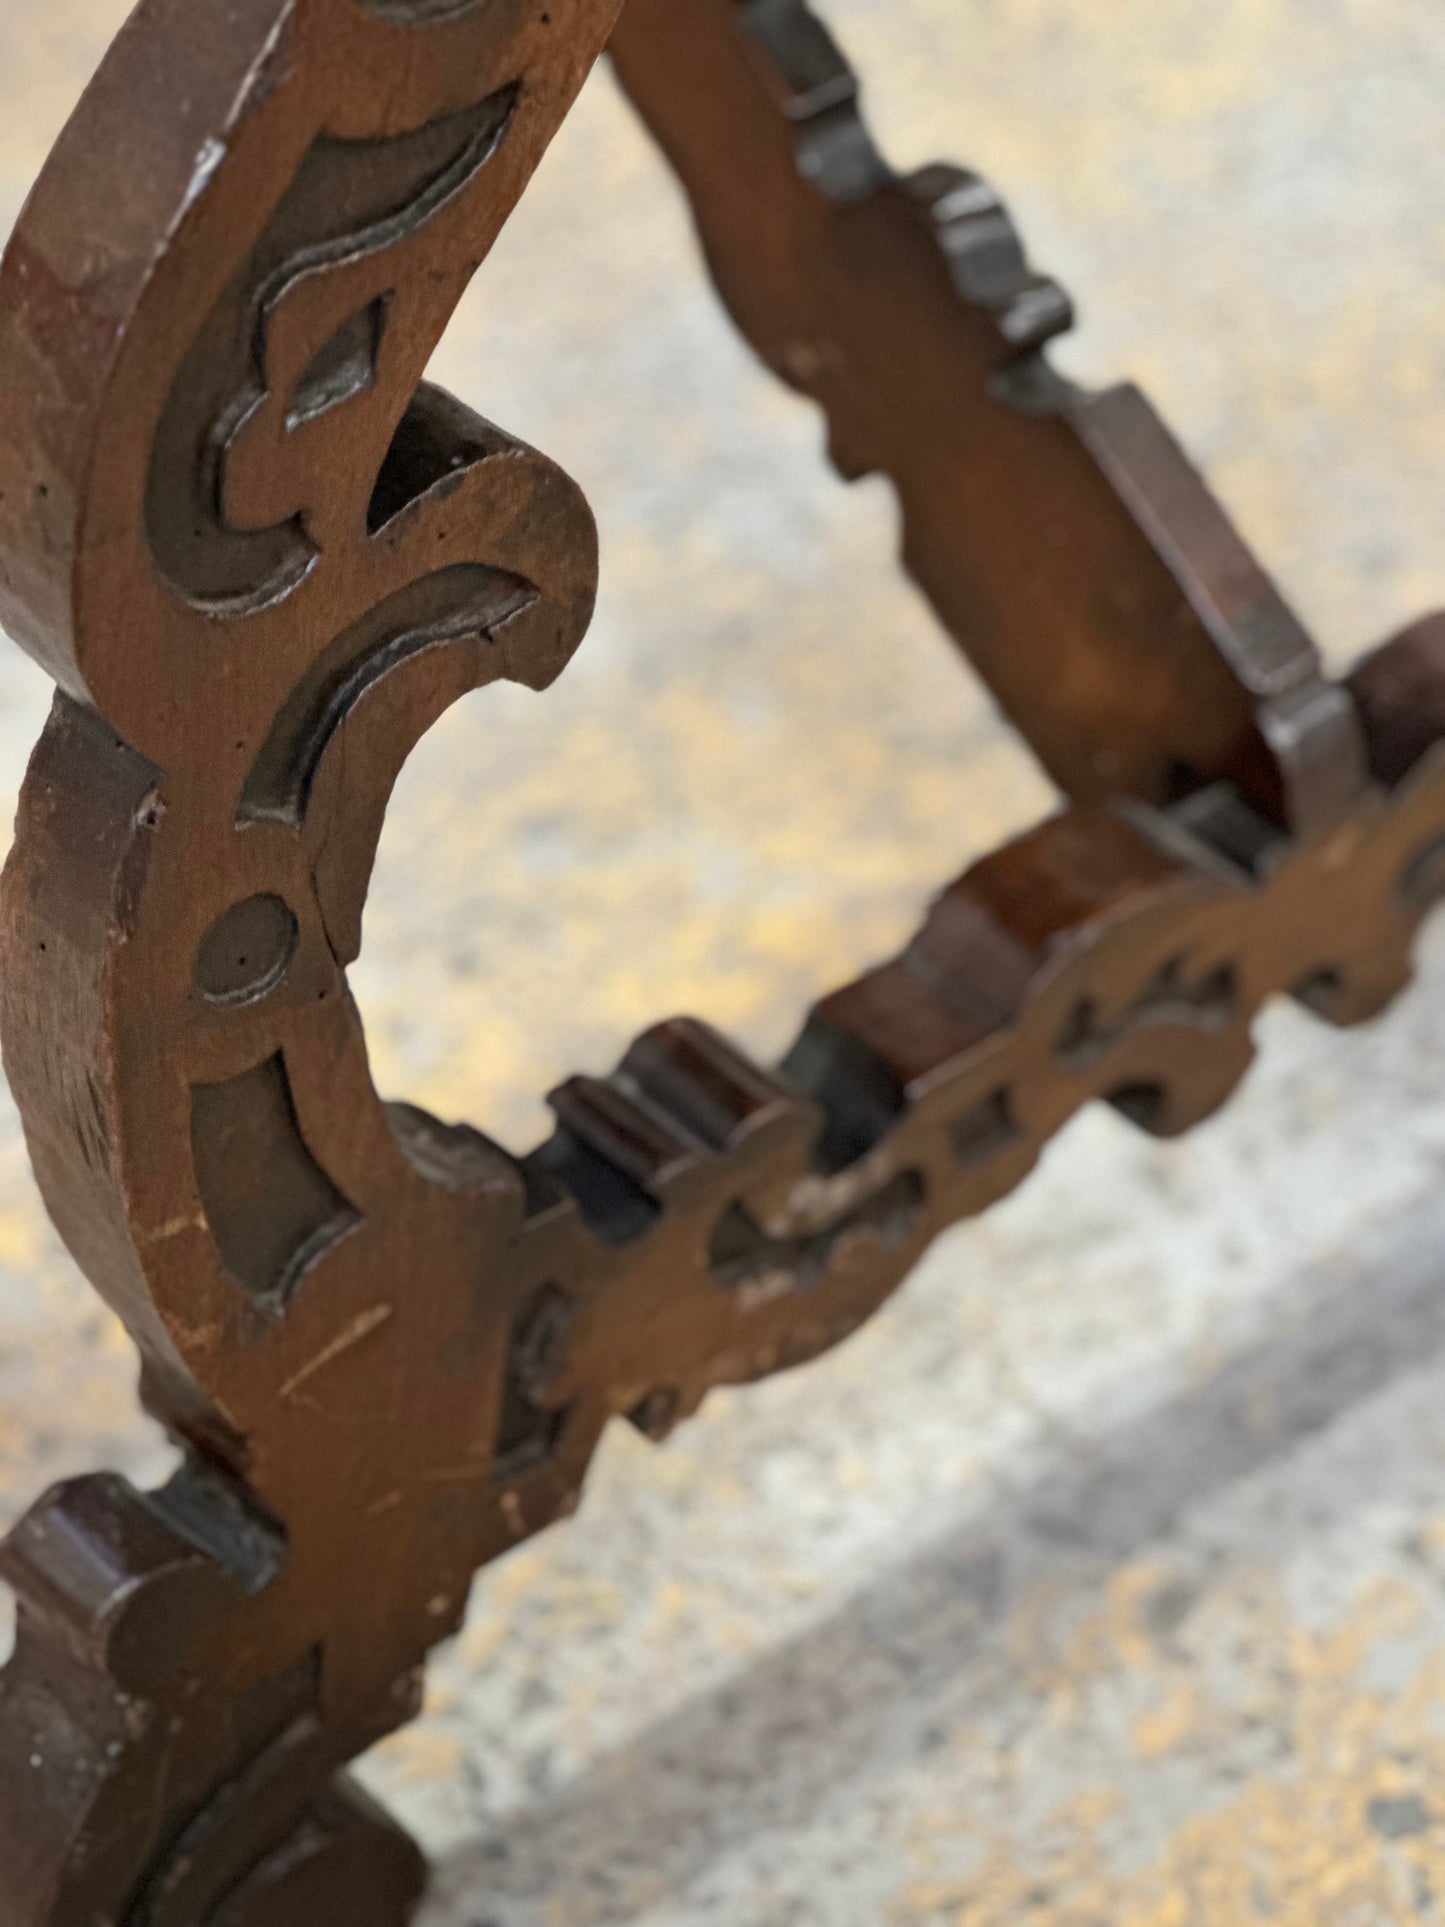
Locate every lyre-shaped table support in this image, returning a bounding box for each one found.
[0,2,1439,1921]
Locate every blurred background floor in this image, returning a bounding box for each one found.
[1,2,1443,1920]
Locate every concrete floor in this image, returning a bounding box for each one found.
[0,2,1443,1921]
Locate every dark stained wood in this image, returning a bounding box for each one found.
[0,0,1439,1919]
[609,0,1368,836]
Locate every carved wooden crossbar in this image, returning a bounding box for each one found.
[0,0,1440,1918]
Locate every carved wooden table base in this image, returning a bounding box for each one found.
[0,1,1439,1919]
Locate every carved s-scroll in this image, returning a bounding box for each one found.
[147,85,522,612]
[0,0,622,1919]
[0,4,1438,1923]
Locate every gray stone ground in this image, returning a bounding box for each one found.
[0,3,1442,1921]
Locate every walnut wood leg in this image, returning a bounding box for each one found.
[0,1,1437,1920]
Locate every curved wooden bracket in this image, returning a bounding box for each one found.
[611,0,1368,835]
[0,1,1439,1919]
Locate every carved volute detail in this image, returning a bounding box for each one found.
[0,2,1440,1919]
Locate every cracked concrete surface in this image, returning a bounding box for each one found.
[0,2,1442,1921]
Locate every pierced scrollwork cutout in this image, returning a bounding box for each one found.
[0,0,1441,1920]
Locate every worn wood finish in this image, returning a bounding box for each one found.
[610,0,1368,835]
[0,0,1439,1919]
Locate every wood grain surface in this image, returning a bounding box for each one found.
[0,3,1440,1923]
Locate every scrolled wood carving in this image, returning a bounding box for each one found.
[0,1,1440,1920]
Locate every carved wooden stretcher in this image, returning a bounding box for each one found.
[0,0,1440,1918]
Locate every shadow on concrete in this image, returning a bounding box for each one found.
[428,1186,1445,1922]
